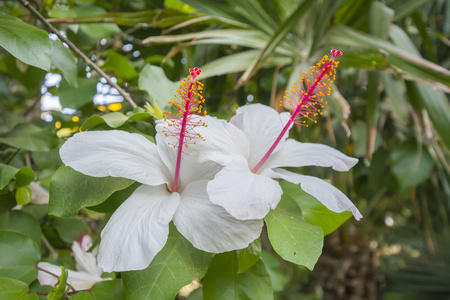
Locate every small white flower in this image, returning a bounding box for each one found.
[195,104,362,221]
[60,128,262,272]
[37,235,108,291]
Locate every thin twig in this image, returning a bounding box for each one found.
[17,0,137,108]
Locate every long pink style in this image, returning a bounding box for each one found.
[161,67,206,193]
[251,50,343,174]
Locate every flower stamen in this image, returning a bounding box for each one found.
[252,50,342,174]
[161,67,207,192]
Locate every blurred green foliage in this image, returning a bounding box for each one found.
[0,0,449,299]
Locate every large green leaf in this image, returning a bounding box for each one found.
[122,224,212,300]
[328,25,450,90]
[102,50,138,80]
[182,0,277,34]
[391,139,434,189]
[280,181,352,235]
[138,65,179,110]
[0,11,52,71]
[49,166,134,217]
[200,50,291,80]
[80,111,151,131]
[0,164,35,190]
[0,123,59,152]
[260,251,289,292]
[91,279,125,300]
[413,83,450,149]
[0,277,37,300]
[51,40,78,87]
[0,230,40,285]
[58,78,98,109]
[264,195,323,271]
[237,0,314,86]
[0,208,42,247]
[237,238,261,274]
[203,252,273,300]
[50,217,91,243]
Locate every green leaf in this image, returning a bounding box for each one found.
[260,251,289,292]
[0,123,59,152]
[369,2,394,40]
[413,83,450,149]
[237,238,261,274]
[203,252,273,300]
[70,291,91,300]
[0,164,34,190]
[122,224,212,300]
[0,209,42,247]
[80,111,151,131]
[0,230,40,285]
[88,182,140,213]
[15,186,32,205]
[49,166,134,217]
[237,0,314,86]
[264,195,323,270]
[138,65,179,111]
[92,279,125,300]
[0,11,52,71]
[280,181,352,235]
[51,40,78,87]
[0,277,35,300]
[47,266,68,300]
[50,217,91,243]
[73,6,122,39]
[102,50,138,80]
[58,78,98,109]
[391,139,434,189]
[328,25,450,91]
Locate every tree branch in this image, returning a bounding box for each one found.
[17,0,138,109]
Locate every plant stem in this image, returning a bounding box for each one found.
[17,0,137,109]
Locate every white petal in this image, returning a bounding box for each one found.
[37,262,107,290]
[230,104,291,169]
[274,169,362,220]
[156,116,250,166]
[72,241,102,277]
[263,139,358,171]
[60,131,168,186]
[207,158,283,220]
[173,180,263,252]
[97,185,180,272]
[154,133,223,192]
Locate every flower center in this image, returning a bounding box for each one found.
[251,49,343,174]
[161,67,207,193]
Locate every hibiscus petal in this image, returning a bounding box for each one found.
[230,104,291,169]
[72,241,102,277]
[60,130,168,186]
[173,180,263,252]
[273,169,362,220]
[97,185,180,272]
[263,139,358,171]
[155,116,250,166]
[207,158,283,220]
[37,262,106,290]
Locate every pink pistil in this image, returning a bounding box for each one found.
[166,67,204,193]
[251,50,342,174]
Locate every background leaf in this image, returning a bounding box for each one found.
[0,230,40,285]
[123,224,212,300]
[49,166,134,217]
[265,195,323,270]
[203,252,273,300]
[0,11,52,71]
